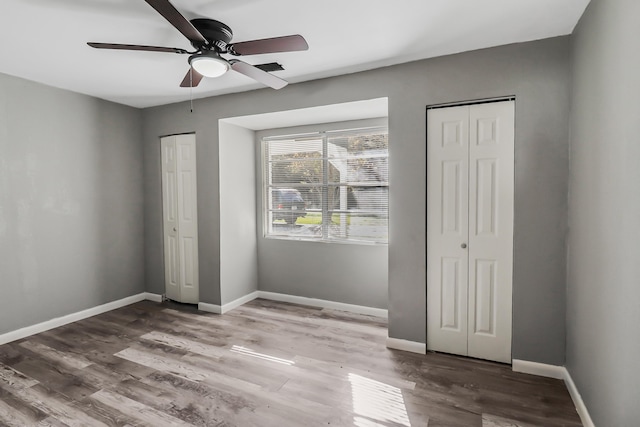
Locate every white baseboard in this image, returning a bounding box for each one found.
[257,291,388,318]
[512,360,595,427]
[385,337,427,354]
[563,367,596,427]
[197,290,386,319]
[0,292,151,346]
[143,292,164,303]
[197,302,222,314]
[512,359,565,379]
[221,291,259,314]
[198,293,260,315]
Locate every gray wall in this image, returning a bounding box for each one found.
[142,36,571,364]
[258,240,388,308]
[0,73,144,335]
[219,121,258,305]
[567,0,640,424]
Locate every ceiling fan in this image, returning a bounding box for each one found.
[88,0,308,89]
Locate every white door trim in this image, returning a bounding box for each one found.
[161,134,199,304]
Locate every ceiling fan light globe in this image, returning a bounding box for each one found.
[190,55,229,78]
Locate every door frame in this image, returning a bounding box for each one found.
[160,133,200,304]
[425,96,516,362]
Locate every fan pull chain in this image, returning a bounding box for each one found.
[189,67,194,113]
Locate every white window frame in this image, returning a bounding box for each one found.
[259,119,388,245]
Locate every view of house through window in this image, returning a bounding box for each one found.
[263,126,388,244]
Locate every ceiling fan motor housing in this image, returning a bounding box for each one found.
[190,19,233,51]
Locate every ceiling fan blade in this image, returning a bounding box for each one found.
[180,68,204,88]
[144,0,207,45]
[230,60,287,90]
[88,42,188,54]
[228,35,308,56]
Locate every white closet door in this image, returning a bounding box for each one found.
[161,134,199,304]
[427,105,470,356]
[427,100,514,364]
[467,101,514,363]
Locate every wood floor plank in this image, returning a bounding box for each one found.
[103,377,212,426]
[0,392,45,426]
[6,359,98,402]
[140,371,259,422]
[90,389,193,426]
[292,353,417,390]
[179,351,290,392]
[276,375,353,412]
[114,346,210,383]
[0,343,26,366]
[116,344,272,396]
[162,308,234,328]
[0,363,39,389]
[37,416,71,427]
[140,331,224,360]
[2,383,108,427]
[70,395,142,426]
[482,413,539,427]
[81,350,156,381]
[19,341,93,371]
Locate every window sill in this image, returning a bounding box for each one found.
[262,235,387,246]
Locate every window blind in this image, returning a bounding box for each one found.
[263,126,388,244]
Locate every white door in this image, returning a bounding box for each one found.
[426,105,470,357]
[161,134,199,304]
[427,100,514,363]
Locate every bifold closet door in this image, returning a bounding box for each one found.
[426,105,471,357]
[161,134,199,304]
[427,100,514,363]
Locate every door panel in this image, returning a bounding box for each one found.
[165,234,179,293]
[473,259,497,335]
[442,161,463,234]
[476,118,498,146]
[162,139,180,302]
[175,135,199,304]
[440,257,462,331]
[180,236,196,288]
[181,172,194,221]
[467,101,514,363]
[475,159,497,236]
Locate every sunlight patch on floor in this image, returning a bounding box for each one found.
[230,345,295,365]
[349,373,411,426]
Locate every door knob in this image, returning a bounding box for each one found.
[173,227,177,232]
[461,243,467,249]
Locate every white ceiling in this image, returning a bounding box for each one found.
[0,0,590,108]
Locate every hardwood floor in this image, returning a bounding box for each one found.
[0,299,582,426]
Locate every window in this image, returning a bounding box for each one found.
[263,126,388,244]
